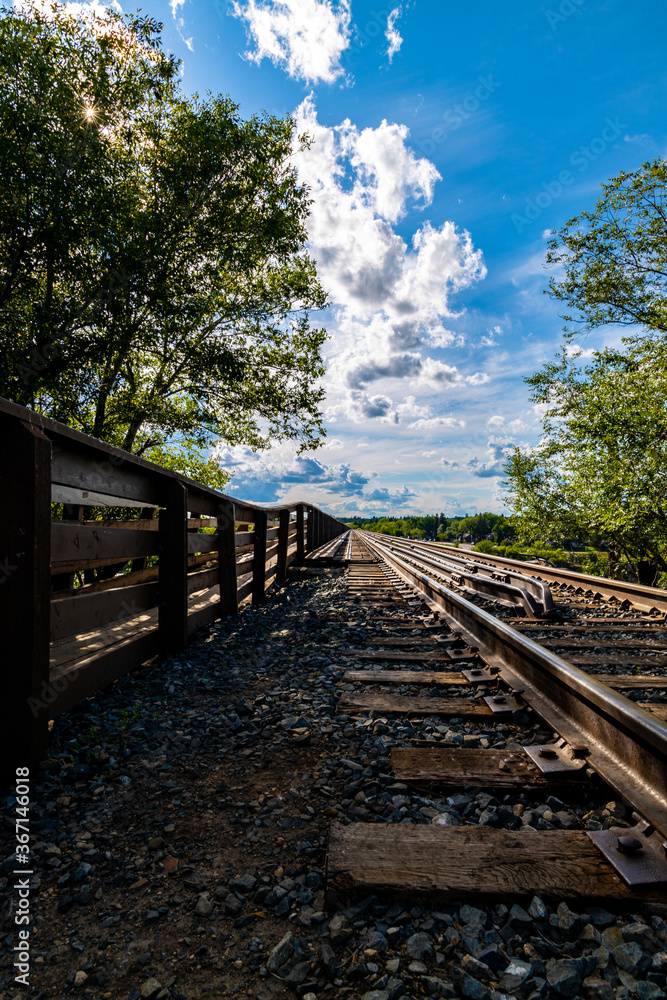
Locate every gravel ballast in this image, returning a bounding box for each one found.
[1,571,666,1000]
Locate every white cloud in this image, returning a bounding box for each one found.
[385,6,402,62]
[232,0,351,84]
[409,415,465,429]
[217,441,370,501]
[292,96,487,425]
[216,441,418,506]
[16,0,123,19]
[487,415,528,433]
[417,358,489,387]
[293,96,480,321]
[565,343,596,358]
[479,323,502,347]
[465,436,523,478]
[427,326,465,349]
[171,0,194,52]
[328,387,469,427]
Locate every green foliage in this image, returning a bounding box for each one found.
[473,539,574,567]
[545,158,667,338]
[142,441,232,493]
[506,159,667,585]
[0,2,327,460]
[506,335,667,584]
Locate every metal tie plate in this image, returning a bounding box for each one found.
[522,738,588,774]
[461,666,495,684]
[588,817,667,887]
[482,693,524,714]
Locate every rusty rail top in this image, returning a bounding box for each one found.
[0,396,348,774]
[360,531,667,847]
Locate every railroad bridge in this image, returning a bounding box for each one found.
[2,395,667,998]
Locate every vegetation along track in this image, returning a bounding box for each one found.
[326,530,667,904]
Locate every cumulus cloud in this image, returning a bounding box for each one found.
[288,96,490,431]
[465,437,515,478]
[216,442,418,507]
[385,6,403,62]
[293,95,485,332]
[232,0,351,84]
[427,326,465,349]
[329,390,465,427]
[346,352,422,389]
[418,358,488,387]
[487,415,528,432]
[365,485,417,502]
[217,442,370,502]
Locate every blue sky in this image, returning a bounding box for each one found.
[114,1,667,514]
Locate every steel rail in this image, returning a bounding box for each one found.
[427,541,667,616]
[358,531,667,845]
[368,531,553,617]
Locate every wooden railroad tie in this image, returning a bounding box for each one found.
[325,822,666,903]
[390,746,553,789]
[336,692,494,717]
[342,649,477,663]
[342,667,667,690]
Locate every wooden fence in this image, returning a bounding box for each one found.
[0,397,347,771]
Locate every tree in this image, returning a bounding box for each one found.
[0,2,327,468]
[506,158,667,585]
[505,336,667,584]
[545,158,667,338]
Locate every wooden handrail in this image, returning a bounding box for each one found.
[0,397,347,774]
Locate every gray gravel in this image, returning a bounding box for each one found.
[1,570,666,999]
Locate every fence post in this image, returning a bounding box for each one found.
[306,505,314,553]
[276,508,290,585]
[217,499,238,617]
[296,504,305,564]
[158,480,188,654]
[252,510,268,604]
[0,418,52,775]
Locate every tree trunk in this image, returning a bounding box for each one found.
[636,560,659,587]
[122,417,143,453]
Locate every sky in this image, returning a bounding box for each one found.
[78,0,667,516]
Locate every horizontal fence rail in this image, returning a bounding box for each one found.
[0,397,346,772]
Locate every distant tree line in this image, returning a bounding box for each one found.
[345,513,610,577]
[344,512,515,543]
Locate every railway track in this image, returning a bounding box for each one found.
[414,537,667,616]
[325,531,667,903]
